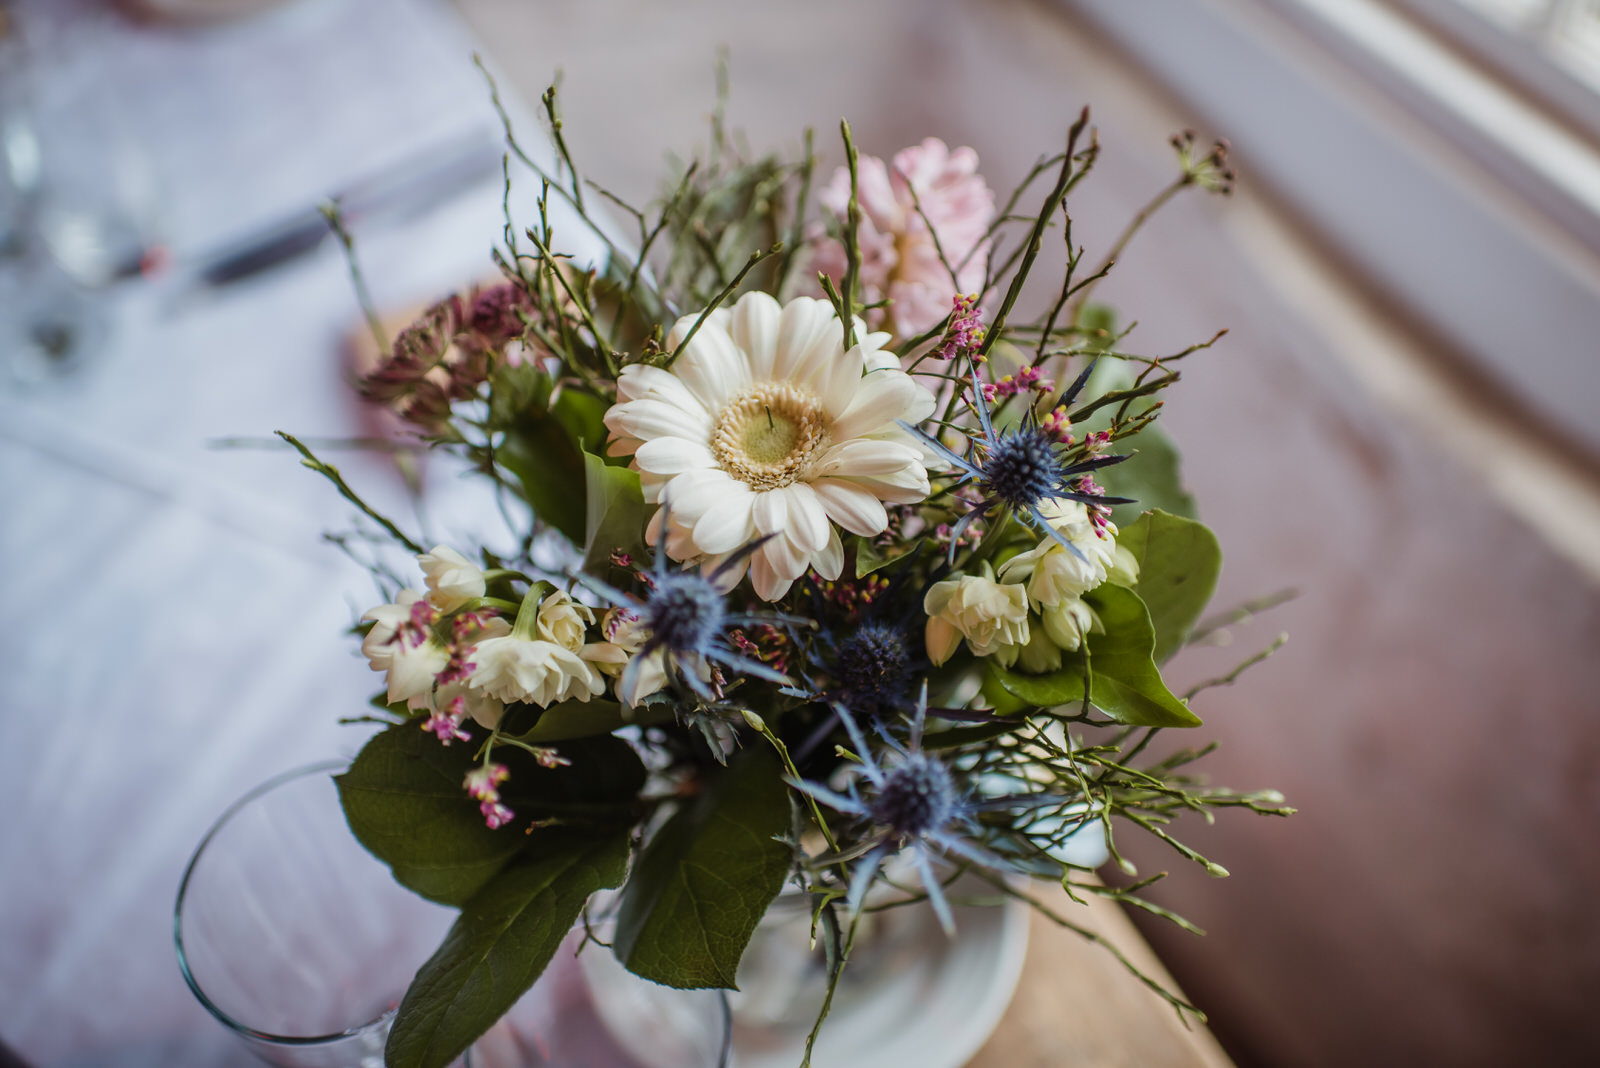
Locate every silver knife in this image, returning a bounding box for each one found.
[182,129,504,289]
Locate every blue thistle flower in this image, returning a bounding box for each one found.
[578,512,795,702]
[832,621,916,718]
[786,683,1052,934]
[902,356,1135,562]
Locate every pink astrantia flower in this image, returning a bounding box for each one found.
[814,139,995,338]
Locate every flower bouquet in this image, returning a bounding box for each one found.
[291,72,1291,1068]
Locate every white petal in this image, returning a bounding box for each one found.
[842,473,930,505]
[607,398,711,443]
[810,439,924,478]
[781,482,831,553]
[749,550,792,601]
[813,526,844,581]
[751,487,787,536]
[730,292,782,380]
[809,477,889,536]
[672,318,749,410]
[659,468,733,519]
[829,370,921,440]
[816,346,865,418]
[634,437,717,476]
[773,297,837,382]
[762,532,810,583]
[616,364,713,418]
[693,488,757,555]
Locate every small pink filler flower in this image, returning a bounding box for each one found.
[815,138,995,338]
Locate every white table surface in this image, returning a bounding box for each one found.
[0,1,601,1062]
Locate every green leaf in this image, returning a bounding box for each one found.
[981,585,1201,728]
[853,535,911,577]
[385,827,629,1068]
[505,698,674,743]
[499,417,587,545]
[497,379,612,546]
[923,719,1020,750]
[612,745,794,989]
[582,452,648,577]
[552,387,611,456]
[336,725,646,906]
[1119,510,1222,662]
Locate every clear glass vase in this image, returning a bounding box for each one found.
[174,761,470,1068]
[175,762,731,1068]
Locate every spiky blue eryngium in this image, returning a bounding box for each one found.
[980,425,1064,511]
[834,621,915,716]
[868,752,956,838]
[785,683,1054,935]
[898,354,1135,562]
[641,569,727,658]
[576,506,796,701]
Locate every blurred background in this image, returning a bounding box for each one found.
[2,0,1597,1064]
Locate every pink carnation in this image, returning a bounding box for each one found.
[814,138,994,338]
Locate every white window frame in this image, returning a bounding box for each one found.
[1062,0,1600,461]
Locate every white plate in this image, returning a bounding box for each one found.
[725,883,1031,1068]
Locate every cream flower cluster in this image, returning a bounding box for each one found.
[363,549,662,732]
[604,291,938,601]
[469,591,608,713]
[924,500,1139,671]
[362,548,507,725]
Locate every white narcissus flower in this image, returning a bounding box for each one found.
[1040,597,1101,653]
[924,571,1030,666]
[417,546,486,613]
[580,608,647,680]
[361,588,424,669]
[361,589,449,705]
[997,498,1138,607]
[428,681,505,730]
[616,648,671,709]
[604,291,938,602]
[468,636,604,708]
[536,590,594,651]
[385,639,450,706]
[995,624,1065,675]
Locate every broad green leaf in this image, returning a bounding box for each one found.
[552,387,611,456]
[499,415,587,545]
[385,827,629,1068]
[1119,510,1222,662]
[582,452,648,577]
[505,698,674,743]
[496,379,613,546]
[337,725,645,906]
[923,719,1020,750]
[854,535,912,577]
[612,746,794,989]
[981,585,1201,728]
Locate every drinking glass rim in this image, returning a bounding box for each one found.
[172,758,382,1048]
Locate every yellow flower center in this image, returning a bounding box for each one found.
[711,383,829,490]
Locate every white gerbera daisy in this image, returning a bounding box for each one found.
[604,292,937,600]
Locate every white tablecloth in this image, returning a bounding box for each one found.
[0,1,600,1062]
